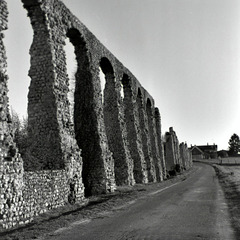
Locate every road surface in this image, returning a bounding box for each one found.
[47,163,235,240]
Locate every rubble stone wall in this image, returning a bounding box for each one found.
[165,129,193,173]
[100,59,134,186]
[179,142,192,170]
[0,0,178,230]
[164,127,180,171]
[136,89,156,182]
[23,170,84,220]
[0,0,24,230]
[20,0,164,192]
[0,3,84,230]
[146,99,163,182]
[155,108,167,179]
[122,75,148,184]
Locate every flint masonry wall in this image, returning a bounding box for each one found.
[22,0,115,196]
[100,59,134,186]
[21,0,165,190]
[164,127,180,171]
[155,108,167,179]
[0,1,84,230]
[0,0,24,229]
[0,0,187,230]
[179,143,192,170]
[136,89,156,182]
[122,75,148,184]
[164,128,193,172]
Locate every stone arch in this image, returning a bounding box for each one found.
[65,28,88,129]
[23,3,84,196]
[122,75,148,183]
[146,99,152,114]
[0,0,193,230]
[99,57,114,104]
[100,57,114,75]
[65,28,96,196]
[22,0,116,197]
[99,60,134,186]
[62,30,116,197]
[146,98,162,182]
[64,29,77,125]
[136,90,156,182]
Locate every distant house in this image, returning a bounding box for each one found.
[190,144,218,159]
[190,146,204,159]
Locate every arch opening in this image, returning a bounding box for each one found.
[5,1,34,170]
[64,36,77,125]
[146,98,152,110]
[66,28,96,197]
[137,91,155,182]
[122,76,148,184]
[99,57,115,110]
[121,74,131,102]
[120,83,124,99]
[6,0,32,120]
[99,58,132,186]
[99,57,114,75]
[146,98,161,182]
[99,67,106,103]
[99,57,115,104]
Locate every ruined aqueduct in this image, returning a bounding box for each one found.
[0,0,192,230]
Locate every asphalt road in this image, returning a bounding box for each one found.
[48,163,235,240]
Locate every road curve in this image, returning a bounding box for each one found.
[48,163,235,240]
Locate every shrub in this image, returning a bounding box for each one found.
[175,164,181,173]
[168,169,177,176]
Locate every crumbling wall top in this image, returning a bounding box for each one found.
[22,0,42,7]
[0,1,8,31]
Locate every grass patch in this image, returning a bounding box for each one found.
[213,165,240,238]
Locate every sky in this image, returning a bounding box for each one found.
[4,0,240,150]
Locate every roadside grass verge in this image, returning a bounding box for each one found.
[213,165,240,238]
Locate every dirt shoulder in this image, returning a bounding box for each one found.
[0,166,197,240]
[213,164,240,238]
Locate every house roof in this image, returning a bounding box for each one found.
[198,145,218,152]
[190,144,217,153]
[190,144,218,152]
[190,145,204,155]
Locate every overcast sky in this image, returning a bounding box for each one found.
[5,0,240,150]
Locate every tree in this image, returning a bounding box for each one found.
[228,133,240,156]
[11,109,28,152]
[10,109,41,170]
